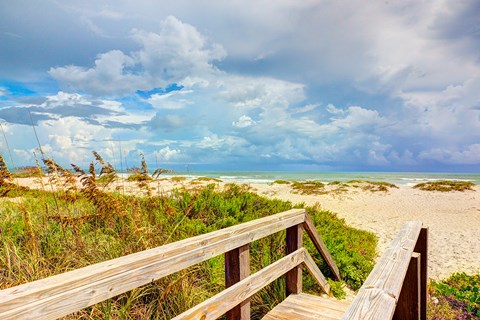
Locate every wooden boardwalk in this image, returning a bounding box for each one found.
[0,209,428,320]
[263,293,350,320]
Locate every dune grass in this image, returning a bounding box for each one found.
[0,152,379,319]
[414,180,475,192]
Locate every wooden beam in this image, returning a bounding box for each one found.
[303,213,341,280]
[341,221,423,320]
[225,244,250,320]
[286,224,303,295]
[0,209,306,320]
[172,249,305,320]
[302,249,331,295]
[393,253,421,320]
[414,227,428,320]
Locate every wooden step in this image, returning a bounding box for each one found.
[262,293,350,320]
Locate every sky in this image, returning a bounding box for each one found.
[0,0,479,172]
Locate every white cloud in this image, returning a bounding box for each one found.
[219,76,305,110]
[419,144,480,165]
[49,50,147,95]
[147,90,193,109]
[233,115,256,128]
[132,16,226,82]
[42,91,92,108]
[0,87,8,96]
[50,16,226,96]
[154,146,181,161]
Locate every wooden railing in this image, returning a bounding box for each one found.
[0,208,341,320]
[342,221,428,320]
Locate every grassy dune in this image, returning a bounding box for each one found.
[0,152,377,319]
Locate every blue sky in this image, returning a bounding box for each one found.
[1,1,479,172]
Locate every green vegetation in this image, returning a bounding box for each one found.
[347,180,398,192]
[272,180,291,185]
[291,181,326,195]
[414,180,475,192]
[428,273,480,319]
[0,151,378,319]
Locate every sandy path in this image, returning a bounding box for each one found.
[252,183,480,280]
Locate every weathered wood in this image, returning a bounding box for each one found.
[302,249,330,295]
[286,224,303,295]
[393,253,420,320]
[172,249,306,320]
[303,214,341,281]
[225,244,250,320]
[341,221,423,320]
[0,209,306,320]
[414,227,428,320]
[262,293,350,320]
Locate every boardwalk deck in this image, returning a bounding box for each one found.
[263,293,350,320]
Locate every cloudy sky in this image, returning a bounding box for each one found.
[1,0,479,172]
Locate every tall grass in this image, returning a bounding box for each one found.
[0,151,377,319]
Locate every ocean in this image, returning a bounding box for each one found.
[163,171,480,186]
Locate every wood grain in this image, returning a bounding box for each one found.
[303,214,341,280]
[172,249,306,320]
[286,224,303,295]
[262,293,349,320]
[302,250,330,295]
[341,221,423,320]
[0,209,306,320]
[414,227,428,320]
[225,244,250,320]
[393,253,420,320]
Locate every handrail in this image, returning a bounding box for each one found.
[341,221,428,320]
[0,208,340,320]
[173,248,327,320]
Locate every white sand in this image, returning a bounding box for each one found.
[14,176,480,279]
[250,182,480,280]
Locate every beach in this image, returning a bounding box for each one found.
[14,175,480,280]
[250,182,480,280]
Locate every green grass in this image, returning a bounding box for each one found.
[347,180,398,192]
[0,181,377,318]
[414,180,475,192]
[429,273,480,319]
[272,180,291,185]
[291,181,326,195]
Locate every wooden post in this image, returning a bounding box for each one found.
[225,244,250,320]
[414,227,428,320]
[286,224,303,295]
[393,253,421,320]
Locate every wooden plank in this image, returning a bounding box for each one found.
[286,224,303,295]
[341,221,423,320]
[172,249,306,320]
[302,250,331,295]
[414,227,428,320]
[303,214,341,280]
[262,293,349,320]
[393,253,420,320]
[225,244,250,320]
[0,209,306,320]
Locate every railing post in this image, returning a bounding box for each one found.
[225,244,250,320]
[414,227,428,320]
[393,252,421,320]
[286,224,303,295]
